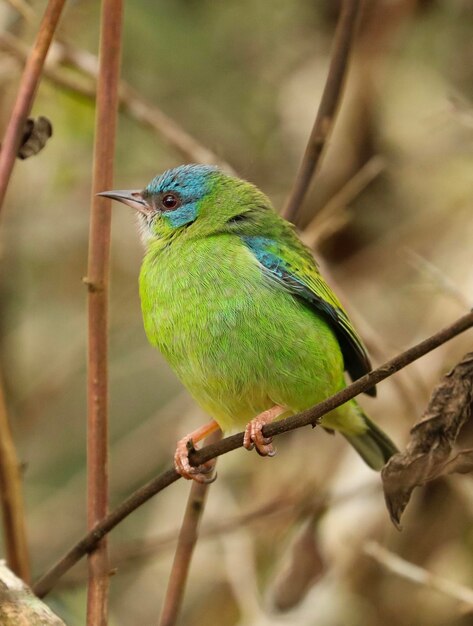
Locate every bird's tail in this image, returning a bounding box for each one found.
[342,411,398,471]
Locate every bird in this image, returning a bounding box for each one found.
[100,164,397,482]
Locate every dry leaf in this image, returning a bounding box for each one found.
[17,116,53,160]
[382,352,473,528]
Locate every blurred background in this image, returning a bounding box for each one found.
[0,0,473,624]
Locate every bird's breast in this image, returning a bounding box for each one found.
[139,236,265,365]
[139,234,345,427]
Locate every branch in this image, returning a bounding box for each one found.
[159,430,221,626]
[0,32,235,174]
[85,1,123,624]
[364,541,473,608]
[301,155,385,248]
[33,309,473,598]
[282,0,362,223]
[4,0,36,24]
[406,249,472,310]
[44,482,379,589]
[0,0,65,213]
[0,370,30,582]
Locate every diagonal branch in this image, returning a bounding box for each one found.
[0,32,235,173]
[58,481,378,587]
[33,309,473,598]
[364,541,473,608]
[282,0,362,223]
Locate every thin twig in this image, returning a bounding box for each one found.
[0,369,30,582]
[119,82,235,173]
[0,0,66,213]
[364,541,473,608]
[159,430,221,626]
[33,309,473,598]
[0,32,235,173]
[54,38,234,170]
[85,1,123,624]
[282,0,362,223]
[4,0,37,24]
[302,155,385,248]
[406,249,472,311]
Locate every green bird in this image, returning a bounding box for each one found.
[100,165,397,481]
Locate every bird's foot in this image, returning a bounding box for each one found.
[243,405,286,457]
[174,420,219,483]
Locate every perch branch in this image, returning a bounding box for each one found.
[282,0,362,223]
[0,0,65,213]
[85,1,123,624]
[33,309,473,598]
[364,541,473,608]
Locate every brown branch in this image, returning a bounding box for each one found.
[33,309,473,598]
[34,470,180,598]
[282,0,362,223]
[159,430,221,626]
[49,482,379,589]
[0,0,65,213]
[85,1,123,624]
[0,369,30,582]
[70,485,316,584]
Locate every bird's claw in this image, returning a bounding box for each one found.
[243,411,277,457]
[174,436,216,483]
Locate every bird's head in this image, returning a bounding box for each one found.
[99,164,272,244]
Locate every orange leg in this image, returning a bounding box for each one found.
[243,405,286,457]
[174,419,220,483]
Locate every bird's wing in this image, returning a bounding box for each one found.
[242,235,376,396]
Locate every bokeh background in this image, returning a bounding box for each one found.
[1,0,473,624]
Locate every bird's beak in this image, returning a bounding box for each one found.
[97,189,151,215]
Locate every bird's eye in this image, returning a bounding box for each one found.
[161,193,179,210]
